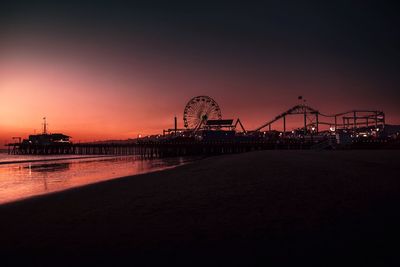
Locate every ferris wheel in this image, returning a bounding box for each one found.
[183,96,222,129]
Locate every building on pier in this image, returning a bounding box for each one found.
[22,133,71,146]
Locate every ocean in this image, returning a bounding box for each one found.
[0,153,193,204]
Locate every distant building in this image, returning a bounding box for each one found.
[22,133,71,146]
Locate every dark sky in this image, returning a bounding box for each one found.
[1,1,399,140]
[2,1,399,60]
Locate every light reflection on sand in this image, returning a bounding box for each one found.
[0,156,190,204]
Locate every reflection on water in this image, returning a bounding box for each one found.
[0,155,193,204]
[25,163,71,172]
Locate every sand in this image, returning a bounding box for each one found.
[1,150,400,266]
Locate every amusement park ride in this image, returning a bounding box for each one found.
[162,95,387,140]
[162,95,246,137]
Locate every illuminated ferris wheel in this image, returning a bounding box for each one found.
[183,96,222,129]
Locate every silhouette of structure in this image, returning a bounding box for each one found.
[183,96,222,129]
[253,104,385,134]
[6,97,399,156]
[42,117,48,134]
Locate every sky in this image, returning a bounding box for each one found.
[1,1,399,144]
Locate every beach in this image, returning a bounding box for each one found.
[0,155,191,204]
[1,150,400,266]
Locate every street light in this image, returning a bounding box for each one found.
[310,126,315,143]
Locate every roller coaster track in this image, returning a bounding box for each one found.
[254,105,385,132]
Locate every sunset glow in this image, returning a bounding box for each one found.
[1,2,399,146]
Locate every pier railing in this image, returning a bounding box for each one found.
[6,138,399,157]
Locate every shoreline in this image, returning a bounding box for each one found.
[0,159,194,207]
[1,150,400,265]
[0,156,199,206]
[0,154,129,165]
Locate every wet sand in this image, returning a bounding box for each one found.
[0,155,116,165]
[1,150,400,266]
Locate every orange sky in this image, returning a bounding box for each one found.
[2,1,400,147]
[1,34,400,147]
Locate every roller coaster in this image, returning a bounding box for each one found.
[253,104,385,134]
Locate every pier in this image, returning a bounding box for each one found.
[6,137,400,157]
[6,140,306,157]
[5,97,399,157]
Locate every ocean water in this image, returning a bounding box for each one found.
[0,153,113,164]
[0,153,193,204]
